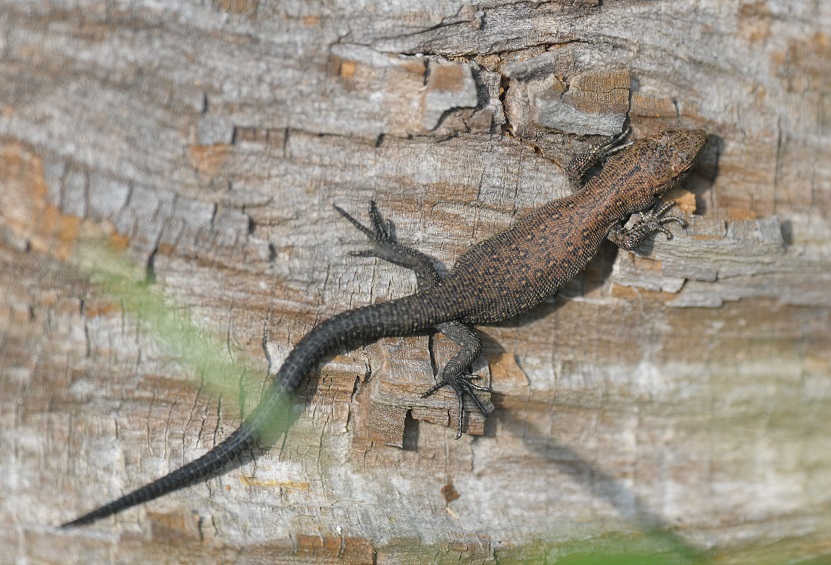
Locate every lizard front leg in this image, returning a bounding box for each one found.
[334,201,491,437]
[565,127,632,189]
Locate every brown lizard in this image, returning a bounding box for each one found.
[61,128,708,527]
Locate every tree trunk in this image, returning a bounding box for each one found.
[1,1,830,562]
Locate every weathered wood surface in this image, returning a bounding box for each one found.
[1,0,830,562]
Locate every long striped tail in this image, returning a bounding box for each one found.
[61,292,453,527]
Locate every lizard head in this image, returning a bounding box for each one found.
[646,129,709,190]
[599,128,708,216]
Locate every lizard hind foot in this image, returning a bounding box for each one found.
[334,200,410,264]
[421,373,493,439]
[334,200,397,247]
[334,201,443,288]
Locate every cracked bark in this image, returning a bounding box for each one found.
[1,1,830,563]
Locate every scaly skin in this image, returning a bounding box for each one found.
[61,129,708,528]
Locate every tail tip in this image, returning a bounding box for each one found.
[59,512,99,529]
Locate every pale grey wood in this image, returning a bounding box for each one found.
[1,0,830,562]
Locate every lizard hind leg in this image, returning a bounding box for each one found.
[334,200,442,290]
[335,202,492,437]
[422,321,492,439]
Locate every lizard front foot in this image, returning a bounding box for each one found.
[608,201,687,251]
[566,127,632,188]
[421,373,492,439]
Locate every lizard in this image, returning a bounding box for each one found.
[60,128,708,528]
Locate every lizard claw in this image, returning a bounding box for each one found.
[422,373,493,439]
[654,214,687,240]
[335,201,408,264]
[334,201,397,245]
[639,201,688,240]
[348,249,379,258]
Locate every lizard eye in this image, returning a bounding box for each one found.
[676,148,693,165]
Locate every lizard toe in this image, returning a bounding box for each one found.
[421,373,493,438]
